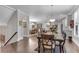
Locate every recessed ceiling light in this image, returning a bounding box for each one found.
[29,18,38,22]
[31,22,35,25]
[49,19,55,22]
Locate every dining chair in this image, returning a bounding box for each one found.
[54,32,66,53]
[41,34,55,53]
[61,32,66,52]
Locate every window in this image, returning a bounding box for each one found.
[74,8,79,37]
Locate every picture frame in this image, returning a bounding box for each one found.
[19,20,22,26]
[23,22,27,28]
[70,20,74,28]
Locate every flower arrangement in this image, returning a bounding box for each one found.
[50,25,58,34]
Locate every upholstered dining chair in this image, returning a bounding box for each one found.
[54,32,66,53]
[41,34,55,53]
[61,32,66,52]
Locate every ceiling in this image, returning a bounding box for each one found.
[0,5,78,25]
[8,5,78,23]
[0,5,15,25]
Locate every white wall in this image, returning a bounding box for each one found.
[60,7,79,47]
[6,10,18,44]
[18,9,29,41]
[73,7,79,47]
[0,25,6,47]
[57,21,62,34]
[54,16,72,40]
[4,9,29,45]
[0,25,7,35]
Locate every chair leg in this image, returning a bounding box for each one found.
[62,46,64,53]
[51,49,52,53]
[53,48,55,53]
[59,45,62,53]
[43,47,45,52]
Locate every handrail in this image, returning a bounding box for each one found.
[4,32,17,46]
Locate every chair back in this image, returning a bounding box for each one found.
[41,34,54,45]
[62,32,66,45]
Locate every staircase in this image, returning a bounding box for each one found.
[4,32,17,46]
[0,32,17,52]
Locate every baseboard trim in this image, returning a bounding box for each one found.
[72,37,79,48]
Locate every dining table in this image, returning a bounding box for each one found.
[37,32,64,53]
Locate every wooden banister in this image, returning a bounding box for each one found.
[4,32,17,46]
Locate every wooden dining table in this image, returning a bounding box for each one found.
[40,32,64,42]
[37,32,64,53]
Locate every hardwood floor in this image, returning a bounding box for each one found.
[0,35,79,53]
[1,43,17,53]
[0,36,38,53]
[17,37,38,53]
[65,40,79,53]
